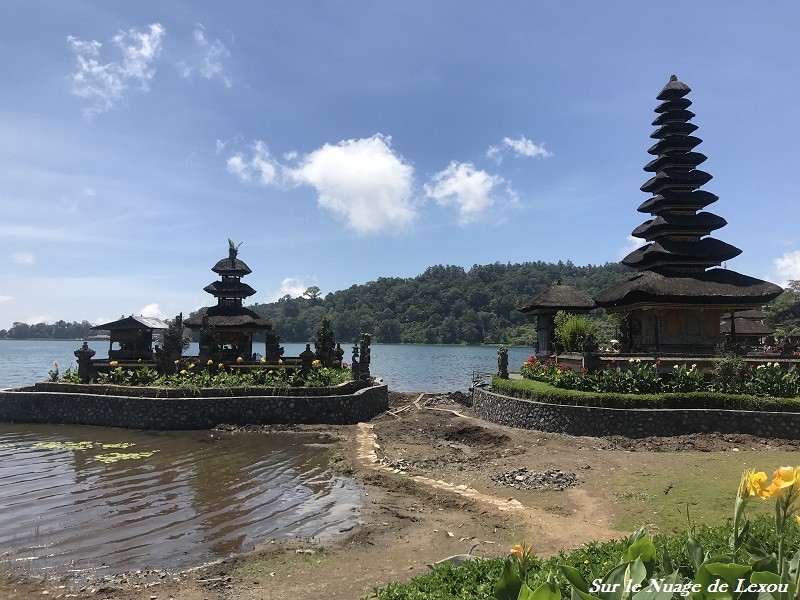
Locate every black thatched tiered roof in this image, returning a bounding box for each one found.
[625,75,739,274]
[517,281,596,314]
[184,242,269,333]
[596,76,782,310]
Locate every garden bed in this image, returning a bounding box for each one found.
[31,379,365,397]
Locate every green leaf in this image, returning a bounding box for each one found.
[623,538,656,578]
[561,565,591,593]
[750,555,778,576]
[495,558,523,600]
[750,571,793,600]
[633,572,683,600]
[688,536,706,571]
[519,580,562,600]
[705,562,753,598]
[571,586,603,600]
[662,548,675,576]
[599,560,646,600]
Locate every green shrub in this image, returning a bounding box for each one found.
[491,377,800,412]
[554,311,598,353]
[368,516,800,600]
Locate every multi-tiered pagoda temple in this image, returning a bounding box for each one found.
[184,240,271,361]
[595,76,782,353]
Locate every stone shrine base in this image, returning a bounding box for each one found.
[472,387,800,439]
[0,381,388,429]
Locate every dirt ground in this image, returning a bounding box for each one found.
[3,391,800,600]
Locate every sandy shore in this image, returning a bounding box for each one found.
[3,390,799,600]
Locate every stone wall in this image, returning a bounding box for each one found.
[472,387,800,439]
[0,384,388,430]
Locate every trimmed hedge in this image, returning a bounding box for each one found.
[492,376,800,412]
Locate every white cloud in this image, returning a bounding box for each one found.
[0,295,11,303]
[487,135,552,164]
[226,140,278,186]
[140,303,165,318]
[618,234,642,259]
[11,252,34,265]
[180,24,232,88]
[26,314,54,325]
[215,139,226,154]
[773,251,800,286]
[425,161,504,225]
[67,23,165,116]
[288,134,416,233]
[265,277,309,302]
[82,188,97,197]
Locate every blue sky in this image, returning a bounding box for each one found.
[1,2,799,329]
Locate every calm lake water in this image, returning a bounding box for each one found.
[0,423,361,578]
[0,339,534,392]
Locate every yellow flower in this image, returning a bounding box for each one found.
[510,544,525,560]
[218,363,224,370]
[260,357,266,364]
[312,359,322,368]
[180,369,188,375]
[109,360,119,367]
[795,515,800,527]
[53,360,59,366]
[763,466,799,499]
[237,356,244,364]
[207,359,214,366]
[174,359,180,365]
[278,359,283,365]
[739,469,769,499]
[189,363,195,370]
[268,370,274,375]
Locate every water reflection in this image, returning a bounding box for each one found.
[0,424,362,576]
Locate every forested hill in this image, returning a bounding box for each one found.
[249,261,632,345]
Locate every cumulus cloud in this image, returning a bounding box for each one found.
[179,24,232,87]
[287,134,416,233]
[11,252,34,265]
[486,135,552,164]
[226,140,279,186]
[265,277,309,302]
[773,251,800,285]
[425,161,505,225]
[140,303,165,318]
[618,234,642,259]
[0,294,11,303]
[67,23,165,116]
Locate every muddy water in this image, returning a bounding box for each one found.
[0,424,361,578]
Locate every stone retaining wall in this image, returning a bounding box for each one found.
[0,384,388,430]
[472,388,800,439]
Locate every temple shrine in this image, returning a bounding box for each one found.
[517,281,596,356]
[183,240,271,362]
[595,76,782,353]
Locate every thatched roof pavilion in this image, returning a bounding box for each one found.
[518,281,596,356]
[595,76,782,353]
[91,315,168,361]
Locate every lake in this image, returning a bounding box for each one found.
[0,339,535,392]
[0,423,361,579]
